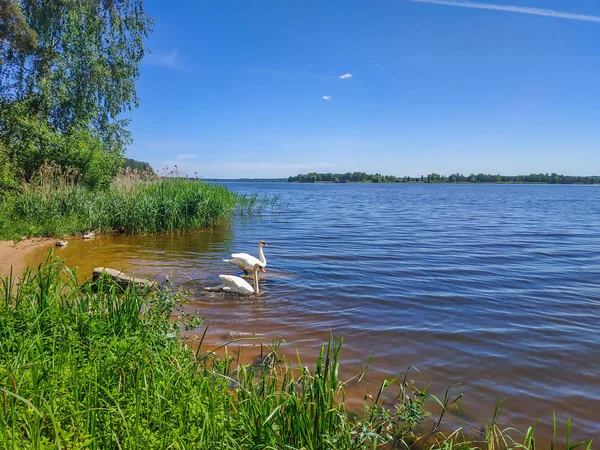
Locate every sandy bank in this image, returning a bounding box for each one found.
[0,238,56,278]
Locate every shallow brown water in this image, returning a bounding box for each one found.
[31,183,600,444]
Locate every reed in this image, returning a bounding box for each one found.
[0,258,592,449]
[0,164,273,239]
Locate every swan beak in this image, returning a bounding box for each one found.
[259,266,266,273]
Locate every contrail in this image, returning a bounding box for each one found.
[406,0,600,24]
[375,64,388,72]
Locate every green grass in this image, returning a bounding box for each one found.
[0,173,275,239]
[0,257,592,449]
[0,258,395,449]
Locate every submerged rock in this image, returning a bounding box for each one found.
[55,240,68,247]
[92,267,155,290]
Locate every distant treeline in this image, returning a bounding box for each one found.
[288,172,600,184]
[123,158,155,174]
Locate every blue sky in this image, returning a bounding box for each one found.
[127,0,600,178]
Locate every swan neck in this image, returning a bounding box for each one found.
[253,268,259,294]
[258,243,266,265]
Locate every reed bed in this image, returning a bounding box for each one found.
[0,258,592,449]
[0,164,274,239]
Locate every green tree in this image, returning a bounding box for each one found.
[123,157,154,174]
[0,100,123,187]
[0,0,37,57]
[2,0,153,134]
[0,0,153,188]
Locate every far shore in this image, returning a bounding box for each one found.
[206,179,599,185]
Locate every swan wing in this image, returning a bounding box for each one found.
[218,275,254,295]
[224,258,246,270]
[229,253,264,268]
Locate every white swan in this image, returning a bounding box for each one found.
[223,240,268,274]
[205,264,263,295]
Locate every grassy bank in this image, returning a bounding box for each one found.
[0,258,591,449]
[0,165,271,240]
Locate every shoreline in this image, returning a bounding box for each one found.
[0,238,57,278]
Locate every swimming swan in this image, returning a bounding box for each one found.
[205,264,264,295]
[223,240,268,274]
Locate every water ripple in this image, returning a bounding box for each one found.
[40,183,600,442]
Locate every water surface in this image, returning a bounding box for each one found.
[39,183,600,442]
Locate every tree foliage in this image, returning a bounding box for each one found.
[288,172,600,184]
[123,156,154,174]
[0,0,37,56]
[443,172,599,184]
[1,100,123,188]
[0,0,153,189]
[288,172,410,183]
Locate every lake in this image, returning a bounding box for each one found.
[35,182,600,443]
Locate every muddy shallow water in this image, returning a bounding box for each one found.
[33,183,600,442]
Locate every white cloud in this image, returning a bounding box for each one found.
[145,50,183,69]
[406,0,600,24]
[339,73,353,79]
[176,153,198,160]
[322,95,332,100]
